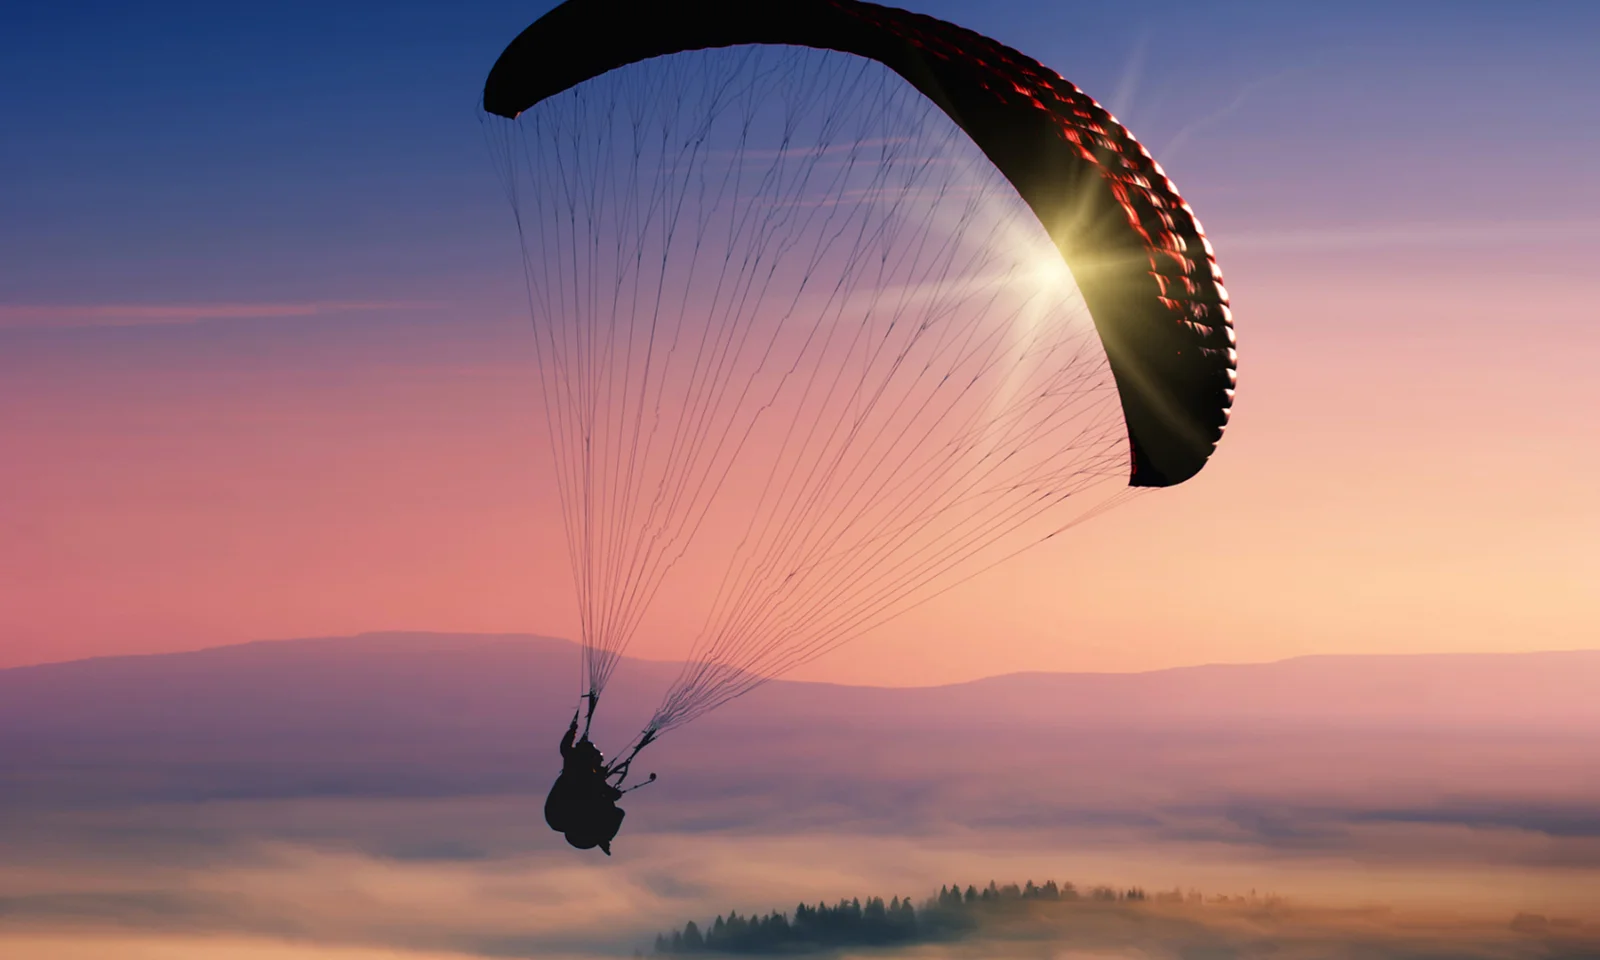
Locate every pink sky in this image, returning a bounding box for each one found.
[4,229,1596,685]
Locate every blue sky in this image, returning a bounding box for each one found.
[4,0,1595,309]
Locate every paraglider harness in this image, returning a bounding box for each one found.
[576,690,658,791]
[544,692,657,854]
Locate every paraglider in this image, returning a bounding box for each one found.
[542,700,657,854]
[544,709,624,854]
[483,0,1235,853]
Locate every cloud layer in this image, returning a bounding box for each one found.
[4,802,1597,960]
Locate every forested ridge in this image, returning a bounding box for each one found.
[652,879,1158,954]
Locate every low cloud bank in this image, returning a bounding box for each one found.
[3,798,1598,959]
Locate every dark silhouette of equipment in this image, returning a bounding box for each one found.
[544,703,655,855]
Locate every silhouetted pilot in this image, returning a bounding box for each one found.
[544,716,626,855]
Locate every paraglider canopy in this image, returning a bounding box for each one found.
[484,0,1234,487]
[483,0,1238,754]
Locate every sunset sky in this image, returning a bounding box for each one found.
[3,0,1597,684]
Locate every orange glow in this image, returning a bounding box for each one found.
[2,239,1597,680]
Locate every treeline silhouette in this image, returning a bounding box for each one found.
[652,880,1152,954]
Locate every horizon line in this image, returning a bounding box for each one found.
[7,630,1598,690]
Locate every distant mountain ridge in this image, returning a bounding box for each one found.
[3,632,1596,829]
[5,631,1599,736]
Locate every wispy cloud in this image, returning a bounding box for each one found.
[1218,219,1600,253]
[0,300,439,331]
[924,899,1596,960]
[0,934,500,960]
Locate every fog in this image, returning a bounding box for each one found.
[4,796,1597,958]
